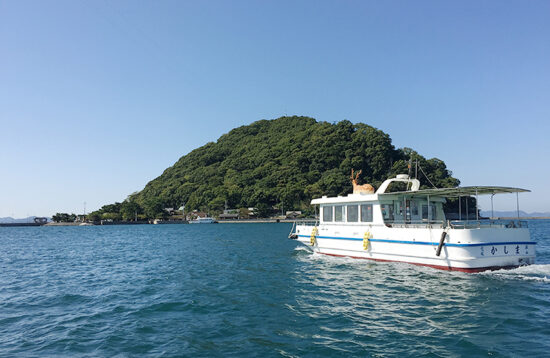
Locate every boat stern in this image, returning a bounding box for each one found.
[443,224,536,270]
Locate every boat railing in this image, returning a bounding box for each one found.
[294,219,528,229]
[377,218,528,229]
[448,219,528,229]
[380,218,446,228]
[294,220,319,227]
[385,221,445,229]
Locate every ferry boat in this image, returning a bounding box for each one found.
[290,173,535,272]
[189,217,218,224]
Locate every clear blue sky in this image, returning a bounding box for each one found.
[1,0,549,217]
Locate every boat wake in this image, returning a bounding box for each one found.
[479,264,550,283]
[306,251,364,266]
[293,246,311,253]
[302,250,550,282]
[292,246,313,257]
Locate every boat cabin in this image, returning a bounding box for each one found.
[315,197,444,227]
[312,174,529,228]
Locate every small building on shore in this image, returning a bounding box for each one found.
[219,208,239,220]
[285,211,302,219]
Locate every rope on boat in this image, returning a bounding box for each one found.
[363,231,372,250]
[418,162,438,189]
[288,221,297,239]
[310,226,318,246]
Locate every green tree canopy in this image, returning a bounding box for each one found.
[130,116,459,213]
[52,213,76,223]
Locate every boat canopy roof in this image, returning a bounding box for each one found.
[379,186,530,198]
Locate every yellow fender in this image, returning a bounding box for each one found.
[363,231,372,250]
[310,226,318,246]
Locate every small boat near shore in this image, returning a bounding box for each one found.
[290,172,536,272]
[189,217,218,224]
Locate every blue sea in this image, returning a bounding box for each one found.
[1,221,549,357]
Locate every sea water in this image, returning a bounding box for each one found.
[0,221,549,357]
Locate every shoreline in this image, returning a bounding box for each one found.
[39,219,314,226]
[4,217,549,228]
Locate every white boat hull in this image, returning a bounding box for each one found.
[294,224,535,272]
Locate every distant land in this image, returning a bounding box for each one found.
[0,216,51,224]
[480,211,550,218]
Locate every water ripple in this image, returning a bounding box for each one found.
[0,221,549,357]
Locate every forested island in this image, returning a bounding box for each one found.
[80,116,460,222]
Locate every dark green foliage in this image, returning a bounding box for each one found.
[120,198,142,221]
[143,198,167,220]
[255,203,272,218]
[87,195,144,222]
[52,213,76,223]
[87,212,101,222]
[86,202,123,222]
[132,116,460,213]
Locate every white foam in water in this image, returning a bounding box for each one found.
[307,252,550,282]
[480,264,550,283]
[305,251,371,268]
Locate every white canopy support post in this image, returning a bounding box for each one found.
[516,192,520,221]
[491,194,495,220]
[466,195,470,221]
[427,194,431,222]
[458,196,462,221]
[475,189,479,221]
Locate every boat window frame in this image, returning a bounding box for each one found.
[347,205,358,222]
[322,205,333,222]
[360,204,373,222]
[430,204,437,220]
[396,201,404,217]
[381,203,394,222]
[411,201,419,216]
[334,205,345,222]
[422,203,437,221]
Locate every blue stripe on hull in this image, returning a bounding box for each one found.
[297,235,536,247]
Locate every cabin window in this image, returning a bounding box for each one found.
[411,201,418,216]
[323,206,333,222]
[361,204,373,222]
[347,205,358,222]
[396,201,404,216]
[334,205,344,222]
[422,204,437,220]
[381,204,394,221]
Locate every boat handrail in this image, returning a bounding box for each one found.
[384,219,528,229]
[294,220,318,227]
[295,219,528,229]
[385,222,446,229]
[449,219,528,229]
